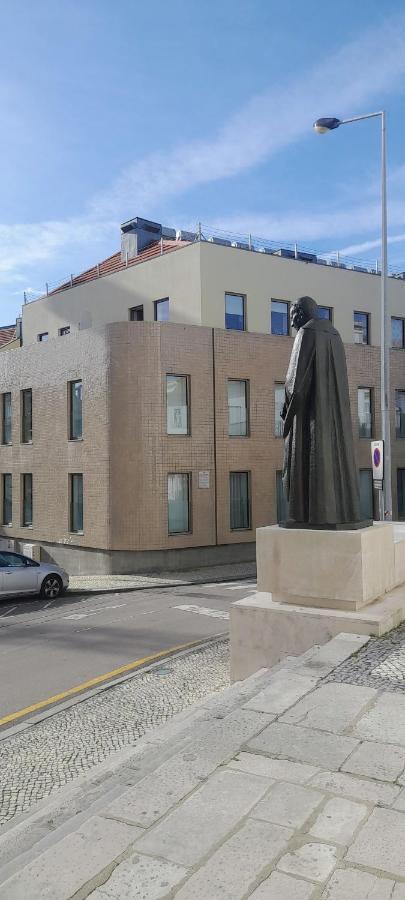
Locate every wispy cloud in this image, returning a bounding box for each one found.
[2,14,405,299]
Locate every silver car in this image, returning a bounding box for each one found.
[0,551,69,600]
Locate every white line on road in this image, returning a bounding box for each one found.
[63,603,126,621]
[224,583,257,591]
[173,604,230,620]
[0,606,17,618]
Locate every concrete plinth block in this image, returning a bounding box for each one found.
[231,590,405,681]
[256,523,395,610]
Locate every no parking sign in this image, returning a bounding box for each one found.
[371,440,384,489]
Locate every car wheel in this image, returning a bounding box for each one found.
[40,574,63,600]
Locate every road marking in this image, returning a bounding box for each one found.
[64,603,126,620]
[224,583,257,591]
[174,604,230,620]
[0,606,17,618]
[0,637,210,727]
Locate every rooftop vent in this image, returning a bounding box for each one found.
[176,229,197,242]
[272,248,295,259]
[121,217,162,261]
[231,241,250,250]
[297,251,317,263]
[208,236,232,247]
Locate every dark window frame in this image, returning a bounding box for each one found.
[21,389,32,443]
[318,306,333,321]
[229,470,251,531]
[69,473,84,533]
[129,305,144,322]
[392,317,405,349]
[69,379,83,441]
[2,473,12,526]
[227,378,250,437]
[358,386,373,439]
[396,389,405,439]
[59,326,70,336]
[167,472,192,535]
[224,293,246,332]
[274,383,285,438]
[354,310,370,345]
[154,298,169,322]
[270,299,290,336]
[166,374,191,436]
[398,468,405,520]
[37,332,48,342]
[21,473,33,527]
[1,392,12,445]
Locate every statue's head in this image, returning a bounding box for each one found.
[290,296,319,331]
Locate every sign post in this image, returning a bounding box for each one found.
[371,440,384,519]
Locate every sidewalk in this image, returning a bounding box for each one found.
[3,633,405,898]
[68,560,256,593]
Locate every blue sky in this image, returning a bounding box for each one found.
[2,0,405,323]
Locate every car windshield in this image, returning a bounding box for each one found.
[0,552,26,567]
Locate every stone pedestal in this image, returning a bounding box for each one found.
[231,522,405,681]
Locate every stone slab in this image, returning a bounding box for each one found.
[231,592,405,679]
[280,683,376,733]
[309,797,368,844]
[88,853,187,899]
[250,871,316,899]
[321,868,395,900]
[228,752,319,784]
[174,818,292,900]
[277,841,338,882]
[105,755,201,828]
[354,693,405,747]
[244,671,317,715]
[0,816,141,900]
[393,885,405,899]
[256,523,395,606]
[134,769,271,867]
[247,722,358,769]
[251,781,323,830]
[347,807,405,877]
[393,788,405,811]
[310,770,400,806]
[342,740,405,782]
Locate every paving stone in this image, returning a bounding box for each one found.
[310,770,400,806]
[393,788,405,811]
[251,781,323,830]
[228,752,319,784]
[134,768,271,867]
[392,885,405,899]
[247,722,358,770]
[354,693,405,746]
[280,683,376,733]
[320,867,395,899]
[309,797,368,844]
[347,807,405,877]
[249,871,316,899]
[244,672,317,715]
[342,740,405,781]
[277,841,338,883]
[287,635,370,678]
[174,818,292,900]
[88,853,186,899]
[0,817,141,900]
[105,755,202,827]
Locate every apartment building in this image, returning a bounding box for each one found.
[1,217,405,574]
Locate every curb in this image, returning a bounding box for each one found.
[0,633,229,743]
[66,572,256,596]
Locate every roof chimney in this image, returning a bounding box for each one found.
[120,217,162,261]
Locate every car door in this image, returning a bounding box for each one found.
[0,552,40,595]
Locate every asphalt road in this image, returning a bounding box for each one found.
[0,579,256,725]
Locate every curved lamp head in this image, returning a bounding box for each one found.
[313,117,342,134]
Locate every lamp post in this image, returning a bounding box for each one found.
[313,112,392,520]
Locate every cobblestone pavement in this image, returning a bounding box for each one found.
[69,561,256,593]
[326,623,405,692]
[0,638,229,826]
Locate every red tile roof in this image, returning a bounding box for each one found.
[49,239,190,296]
[0,325,16,347]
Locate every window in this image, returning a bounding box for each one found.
[22,474,32,526]
[392,318,405,349]
[154,298,169,322]
[21,389,32,443]
[358,388,372,438]
[2,474,12,525]
[225,293,245,331]
[59,326,70,336]
[69,380,83,440]
[396,390,405,438]
[0,552,27,568]
[274,384,285,437]
[70,474,83,532]
[271,300,289,335]
[168,474,190,534]
[37,332,48,342]
[276,471,288,524]
[2,393,11,445]
[359,469,373,521]
[228,380,249,436]
[129,305,144,322]
[318,306,332,321]
[398,469,405,519]
[354,311,369,345]
[230,472,251,530]
[166,375,189,435]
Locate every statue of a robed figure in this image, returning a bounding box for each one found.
[281,296,369,529]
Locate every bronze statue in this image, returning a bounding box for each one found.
[281,296,369,529]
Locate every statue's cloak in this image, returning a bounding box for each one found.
[282,317,361,525]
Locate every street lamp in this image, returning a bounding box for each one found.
[313,111,391,520]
